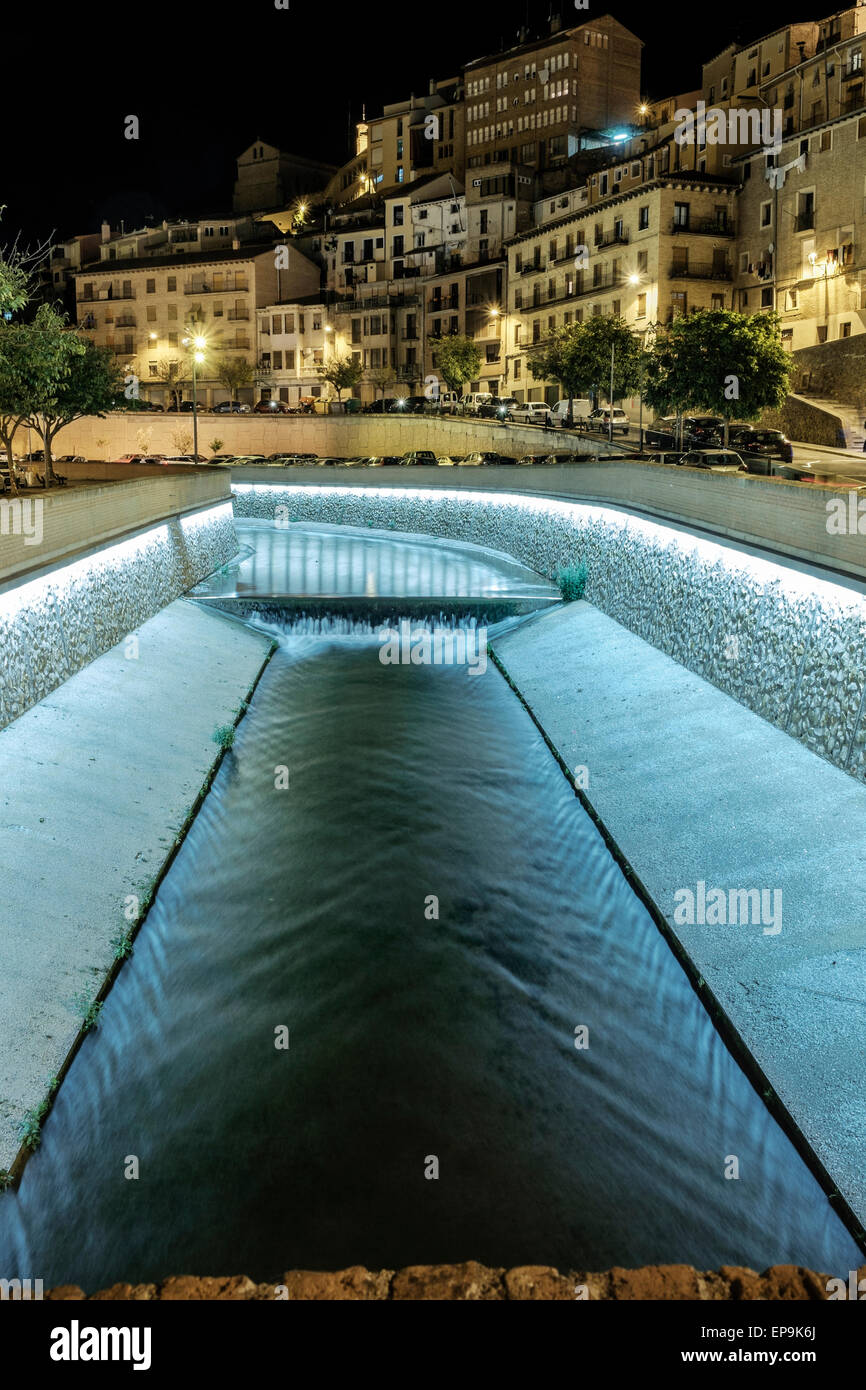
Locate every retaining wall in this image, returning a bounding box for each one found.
[233,482,866,781]
[0,500,237,730]
[51,412,624,462]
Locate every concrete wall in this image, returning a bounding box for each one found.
[234,462,866,581]
[0,499,237,730]
[233,481,866,781]
[51,413,626,463]
[792,337,866,414]
[760,396,846,449]
[0,472,231,587]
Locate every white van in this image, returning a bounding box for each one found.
[459,392,494,416]
[549,398,593,428]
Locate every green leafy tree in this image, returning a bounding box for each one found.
[316,355,364,403]
[644,309,791,443]
[428,334,481,403]
[22,328,120,481]
[527,317,643,424]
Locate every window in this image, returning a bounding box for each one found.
[272,351,283,369]
[146,278,155,294]
[841,322,852,338]
[637,293,647,317]
[393,206,404,225]
[817,325,828,343]
[819,130,832,152]
[146,305,156,322]
[673,202,689,228]
[167,276,176,292]
[761,287,774,307]
[286,350,295,370]
[167,304,177,320]
[760,201,772,227]
[638,206,649,230]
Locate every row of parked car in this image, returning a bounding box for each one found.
[111,449,598,469]
[645,415,795,461]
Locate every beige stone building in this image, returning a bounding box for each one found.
[74,219,319,407]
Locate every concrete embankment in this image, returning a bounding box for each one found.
[490,602,866,1242]
[0,600,273,1176]
[36,1261,862,1301]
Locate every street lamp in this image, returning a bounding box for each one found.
[184,333,207,461]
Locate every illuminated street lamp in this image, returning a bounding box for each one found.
[182,332,208,461]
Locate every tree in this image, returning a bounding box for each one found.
[21,324,120,482]
[316,355,363,403]
[428,334,481,404]
[527,317,643,427]
[367,365,396,400]
[153,356,188,409]
[214,354,255,403]
[643,309,791,444]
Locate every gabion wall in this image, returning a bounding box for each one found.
[0,503,237,730]
[233,484,866,781]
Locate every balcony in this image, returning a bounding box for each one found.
[401,330,419,340]
[843,62,864,82]
[221,339,252,351]
[428,296,459,311]
[668,262,732,280]
[519,262,543,274]
[343,293,420,312]
[670,217,735,236]
[595,229,630,248]
[227,310,249,321]
[114,316,136,328]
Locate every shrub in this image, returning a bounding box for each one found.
[555,563,589,602]
[212,724,235,751]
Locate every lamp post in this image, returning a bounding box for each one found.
[187,334,207,461]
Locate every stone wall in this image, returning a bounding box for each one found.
[51,411,624,463]
[759,396,845,448]
[790,337,866,415]
[39,1262,859,1301]
[234,483,866,781]
[0,502,237,731]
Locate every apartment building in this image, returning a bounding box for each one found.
[257,298,340,406]
[730,6,866,347]
[74,222,319,407]
[505,169,737,403]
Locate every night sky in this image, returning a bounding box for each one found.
[6,0,798,247]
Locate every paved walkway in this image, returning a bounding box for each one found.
[0,600,273,1170]
[492,602,866,1231]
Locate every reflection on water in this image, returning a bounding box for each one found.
[0,636,858,1290]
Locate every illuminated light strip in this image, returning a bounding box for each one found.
[232,485,866,618]
[0,502,233,619]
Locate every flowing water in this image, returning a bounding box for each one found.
[0,526,859,1289]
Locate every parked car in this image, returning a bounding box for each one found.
[229,454,268,465]
[394,396,428,414]
[589,407,630,435]
[462,451,505,466]
[507,402,550,425]
[161,454,207,465]
[20,450,58,463]
[542,451,580,464]
[57,454,85,463]
[477,396,518,419]
[112,453,166,466]
[679,449,748,473]
[737,428,794,463]
[400,450,438,466]
[460,392,495,416]
[647,415,724,448]
[361,398,393,414]
[516,453,551,466]
[436,455,463,466]
[645,450,686,465]
[254,398,291,414]
[213,400,250,414]
[548,398,593,428]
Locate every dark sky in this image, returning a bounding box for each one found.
[5,0,799,248]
